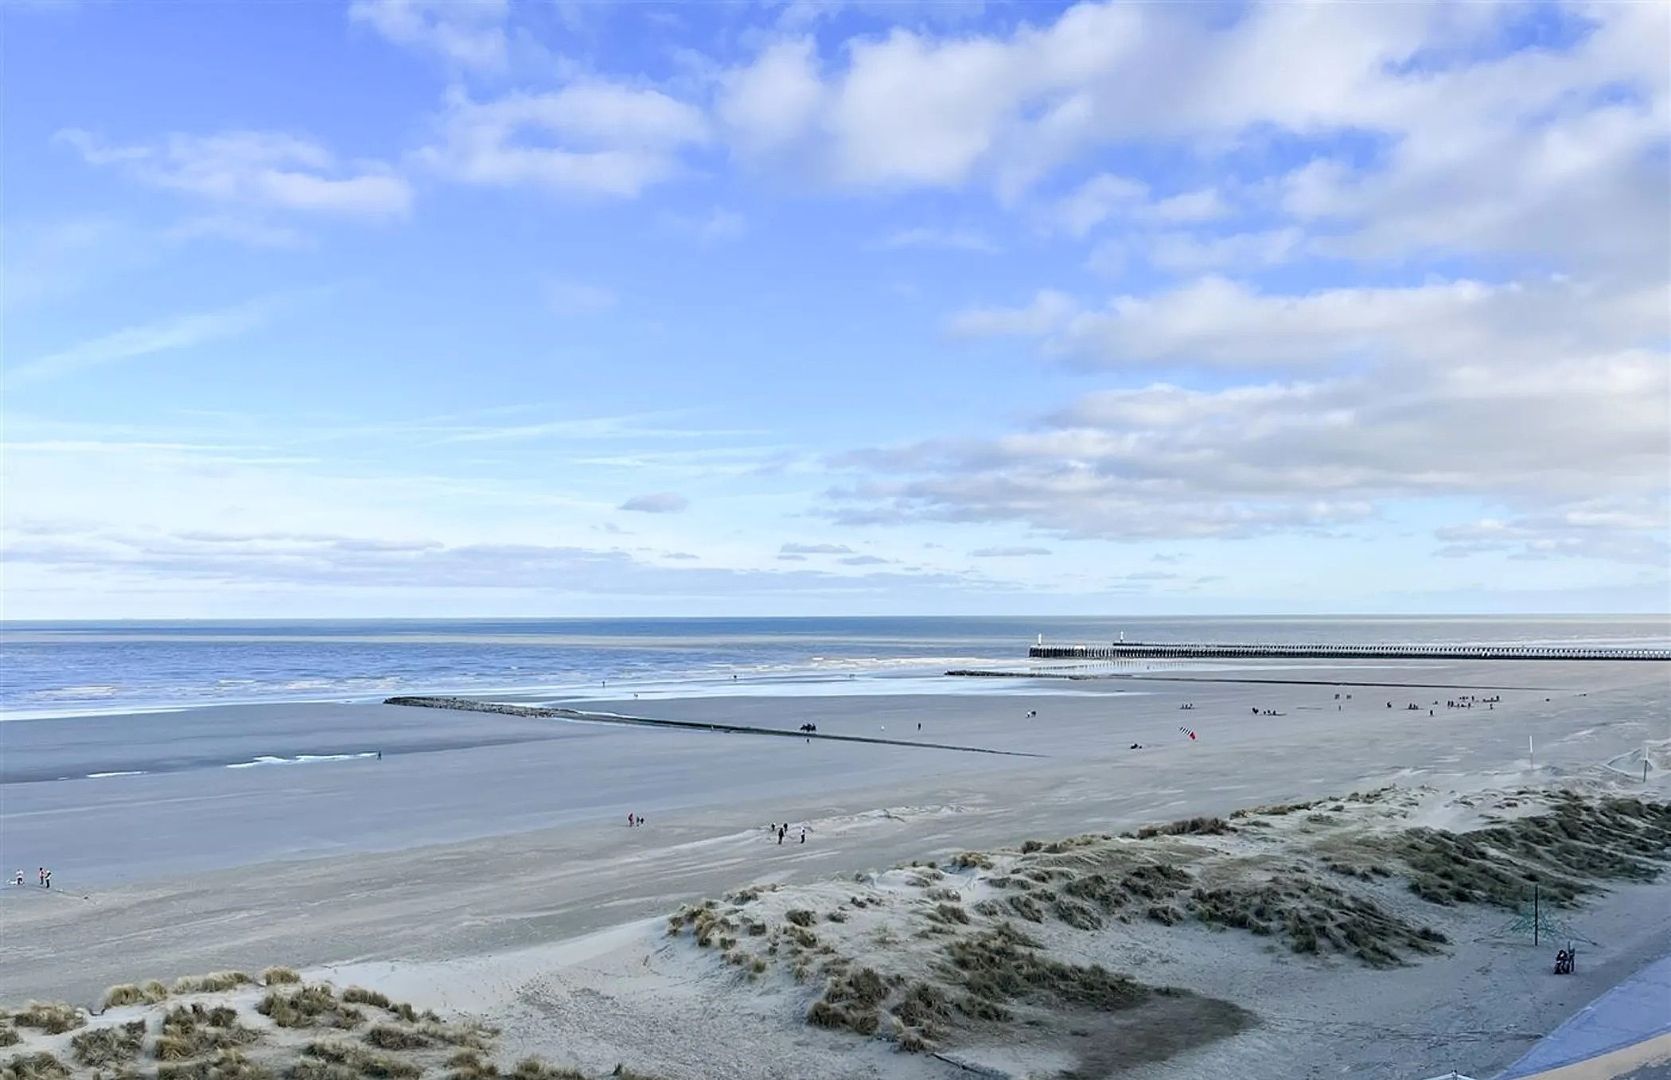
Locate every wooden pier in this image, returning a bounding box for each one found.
[1027,642,1671,662]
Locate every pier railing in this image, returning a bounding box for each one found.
[1027,642,1670,662]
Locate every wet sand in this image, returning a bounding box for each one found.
[3,660,1664,1005]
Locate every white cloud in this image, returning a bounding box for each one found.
[971,546,1051,557]
[1436,505,1668,566]
[946,289,1076,339]
[8,298,277,386]
[1147,228,1302,273]
[839,271,1669,551]
[780,542,852,554]
[619,492,689,513]
[948,276,1665,371]
[708,0,1670,292]
[1050,173,1147,236]
[348,0,508,72]
[1148,188,1227,224]
[717,38,824,159]
[418,84,708,198]
[56,129,412,219]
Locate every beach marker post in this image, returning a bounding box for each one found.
[1529,735,1535,770]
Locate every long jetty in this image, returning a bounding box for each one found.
[1028,641,1670,662]
[383,696,1043,757]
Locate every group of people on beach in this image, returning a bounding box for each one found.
[625,812,647,827]
[769,822,808,845]
[13,868,51,889]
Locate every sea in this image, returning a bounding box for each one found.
[2,615,1668,720]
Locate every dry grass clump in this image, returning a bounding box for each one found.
[1130,816,1233,839]
[806,966,893,1038]
[1,1052,70,1080]
[157,1050,270,1080]
[947,851,993,870]
[257,987,362,1031]
[1188,879,1445,968]
[339,991,429,1026]
[172,973,253,995]
[506,1060,587,1080]
[665,902,738,949]
[944,924,1148,1018]
[103,982,170,1009]
[298,1042,418,1080]
[261,969,301,987]
[415,1023,491,1051]
[361,1027,429,1052]
[69,1021,147,1067]
[783,909,816,928]
[155,1004,261,1060]
[1231,799,1322,819]
[12,1004,84,1035]
[0,1026,17,1049]
[927,903,969,926]
[1377,796,1671,911]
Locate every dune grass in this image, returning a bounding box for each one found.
[0,1026,17,1049]
[260,969,301,987]
[11,1004,83,1036]
[69,1021,147,1067]
[256,987,362,1031]
[507,1060,587,1080]
[155,1050,270,1080]
[155,1003,261,1060]
[172,973,253,995]
[300,1042,420,1080]
[361,1026,429,1052]
[0,1052,69,1080]
[103,981,171,1009]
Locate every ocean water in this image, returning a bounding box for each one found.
[2,615,1667,719]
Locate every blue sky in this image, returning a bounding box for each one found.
[3,0,1667,618]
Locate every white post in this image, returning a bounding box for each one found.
[1529,735,1535,770]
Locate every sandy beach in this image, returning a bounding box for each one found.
[3,657,1669,1079]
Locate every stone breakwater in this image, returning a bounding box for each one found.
[1028,642,1671,661]
[382,697,1044,758]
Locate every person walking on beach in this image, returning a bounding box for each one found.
[778,824,787,845]
[43,869,51,890]
[799,827,807,845]
[13,870,23,887]
[37,867,45,887]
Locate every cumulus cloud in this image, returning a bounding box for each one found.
[780,542,852,554]
[55,129,412,219]
[831,302,1670,550]
[349,0,509,72]
[418,84,709,198]
[1435,505,1669,566]
[947,276,1665,371]
[970,546,1051,557]
[717,38,824,159]
[619,492,689,513]
[709,1,1668,295]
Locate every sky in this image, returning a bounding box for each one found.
[2,0,1668,619]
